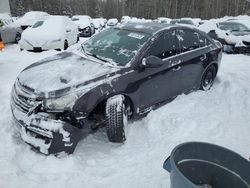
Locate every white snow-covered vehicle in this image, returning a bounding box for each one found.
[92,18,103,32]
[170,18,196,26]
[0,13,13,27]
[19,16,79,51]
[106,18,118,28]
[199,20,250,53]
[0,14,22,44]
[15,11,49,30]
[121,16,131,23]
[156,17,171,24]
[72,15,95,37]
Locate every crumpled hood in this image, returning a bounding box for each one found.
[18,52,118,93]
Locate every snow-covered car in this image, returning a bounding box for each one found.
[0,24,22,44]
[11,23,222,155]
[170,18,195,26]
[92,18,103,32]
[15,11,49,30]
[72,15,95,37]
[0,14,22,44]
[199,20,250,53]
[19,16,79,51]
[0,11,49,44]
[121,16,131,23]
[106,18,118,28]
[0,13,13,27]
[156,17,171,24]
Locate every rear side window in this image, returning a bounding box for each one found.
[147,30,179,59]
[177,29,200,52]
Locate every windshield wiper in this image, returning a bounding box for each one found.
[86,52,109,63]
[81,45,116,66]
[81,45,107,62]
[81,45,87,55]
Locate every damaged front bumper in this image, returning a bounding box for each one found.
[11,103,87,155]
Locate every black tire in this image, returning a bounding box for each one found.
[77,35,80,42]
[64,40,68,50]
[15,33,21,43]
[200,65,216,91]
[106,95,128,143]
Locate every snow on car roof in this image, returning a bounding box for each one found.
[117,22,173,35]
[72,15,91,20]
[22,11,49,19]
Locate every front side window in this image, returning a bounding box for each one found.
[147,30,179,59]
[82,29,150,66]
[177,29,200,52]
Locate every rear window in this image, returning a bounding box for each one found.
[72,18,79,21]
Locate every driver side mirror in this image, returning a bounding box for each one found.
[141,56,164,68]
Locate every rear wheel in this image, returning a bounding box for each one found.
[200,65,216,91]
[64,40,68,50]
[106,95,129,143]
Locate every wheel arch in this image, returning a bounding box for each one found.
[89,92,135,119]
[198,62,218,88]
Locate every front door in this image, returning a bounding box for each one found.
[138,29,182,111]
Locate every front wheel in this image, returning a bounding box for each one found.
[106,95,128,143]
[200,65,216,91]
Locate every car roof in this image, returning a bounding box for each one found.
[116,22,207,39]
[116,22,173,35]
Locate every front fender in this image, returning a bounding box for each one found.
[72,83,116,116]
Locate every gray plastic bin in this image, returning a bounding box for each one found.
[163,142,250,188]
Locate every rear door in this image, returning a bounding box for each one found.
[173,28,209,93]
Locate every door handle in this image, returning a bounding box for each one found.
[200,54,207,61]
[172,66,181,72]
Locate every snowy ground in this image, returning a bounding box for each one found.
[0,42,250,188]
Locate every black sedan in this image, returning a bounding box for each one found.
[11,23,222,155]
